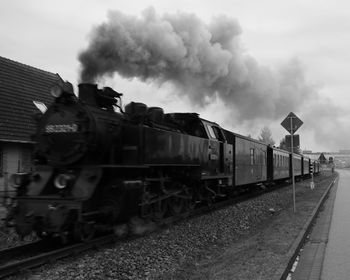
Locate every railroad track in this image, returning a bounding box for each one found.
[0,235,117,279]
[0,241,47,266]
[0,178,304,278]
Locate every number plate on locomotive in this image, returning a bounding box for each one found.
[45,124,78,133]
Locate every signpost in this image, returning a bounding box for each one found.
[281,112,303,213]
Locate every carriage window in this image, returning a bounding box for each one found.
[0,148,3,176]
[250,148,255,165]
[263,151,266,165]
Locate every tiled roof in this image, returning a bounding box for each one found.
[0,56,61,143]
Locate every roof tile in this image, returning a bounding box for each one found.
[0,56,62,142]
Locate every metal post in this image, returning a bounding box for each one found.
[290,117,296,213]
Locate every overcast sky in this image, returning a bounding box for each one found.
[1,0,349,152]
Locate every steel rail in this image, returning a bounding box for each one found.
[0,234,116,279]
[0,175,323,278]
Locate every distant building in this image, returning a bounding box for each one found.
[318,153,327,164]
[0,56,63,197]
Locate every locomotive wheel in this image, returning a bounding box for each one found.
[183,187,195,212]
[36,230,54,241]
[74,222,95,242]
[206,195,215,208]
[169,197,184,216]
[140,192,153,218]
[152,200,168,221]
[183,199,195,215]
[15,213,34,238]
[141,203,152,218]
[100,198,122,223]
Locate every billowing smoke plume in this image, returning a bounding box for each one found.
[78,7,317,122]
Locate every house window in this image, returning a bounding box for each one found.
[250,148,255,165]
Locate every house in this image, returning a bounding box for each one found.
[0,56,63,197]
[318,153,327,164]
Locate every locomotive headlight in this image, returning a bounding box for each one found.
[54,174,75,189]
[50,85,63,98]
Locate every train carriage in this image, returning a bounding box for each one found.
[312,160,320,174]
[268,147,290,182]
[234,136,268,186]
[292,154,303,177]
[302,157,311,177]
[222,131,269,186]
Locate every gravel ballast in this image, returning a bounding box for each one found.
[7,171,336,280]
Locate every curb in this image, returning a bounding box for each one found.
[274,176,338,280]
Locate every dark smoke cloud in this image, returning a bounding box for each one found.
[78,8,317,122]
[301,99,350,151]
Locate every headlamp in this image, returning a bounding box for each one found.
[50,85,63,98]
[54,174,75,189]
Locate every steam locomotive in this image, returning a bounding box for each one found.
[6,83,318,241]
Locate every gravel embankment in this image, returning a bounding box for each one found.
[7,172,335,280]
[11,187,292,279]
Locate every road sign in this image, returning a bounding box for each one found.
[285,134,300,147]
[281,112,303,214]
[281,112,303,134]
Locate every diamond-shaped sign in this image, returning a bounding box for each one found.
[281,112,303,134]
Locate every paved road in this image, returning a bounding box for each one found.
[322,169,350,279]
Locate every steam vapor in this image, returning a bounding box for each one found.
[79,8,348,151]
[78,7,317,122]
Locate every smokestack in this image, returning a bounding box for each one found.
[78,83,98,106]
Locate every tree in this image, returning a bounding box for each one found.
[258,126,275,146]
[279,137,288,151]
[279,136,301,154]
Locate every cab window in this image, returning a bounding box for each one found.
[206,125,217,139]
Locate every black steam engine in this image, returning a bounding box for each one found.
[6,83,317,242]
